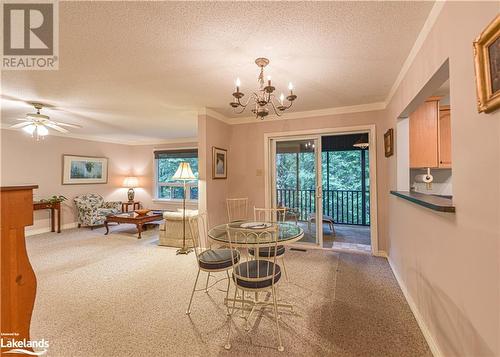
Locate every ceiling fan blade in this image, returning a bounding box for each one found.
[44,123,69,133]
[51,121,82,128]
[10,122,32,128]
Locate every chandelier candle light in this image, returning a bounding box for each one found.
[172,162,196,255]
[230,57,297,119]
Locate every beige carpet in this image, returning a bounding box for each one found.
[26,225,431,357]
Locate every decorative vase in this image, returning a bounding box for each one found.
[127,188,135,202]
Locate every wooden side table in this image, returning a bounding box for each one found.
[122,201,140,212]
[33,201,61,233]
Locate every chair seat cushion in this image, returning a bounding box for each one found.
[198,249,240,270]
[233,260,281,289]
[248,245,285,257]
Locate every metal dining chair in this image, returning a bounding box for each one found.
[226,197,248,222]
[251,207,289,282]
[186,212,240,315]
[225,224,284,352]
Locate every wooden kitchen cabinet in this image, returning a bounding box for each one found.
[410,98,451,168]
[438,105,452,168]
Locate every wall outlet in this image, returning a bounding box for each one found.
[256,169,263,176]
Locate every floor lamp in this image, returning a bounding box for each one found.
[172,162,196,255]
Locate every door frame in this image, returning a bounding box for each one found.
[263,124,379,255]
[269,135,323,247]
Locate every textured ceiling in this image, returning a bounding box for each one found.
[1,1,434,143]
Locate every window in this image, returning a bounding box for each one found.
[154,149,198,201]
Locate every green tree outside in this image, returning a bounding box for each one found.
[276,150,369,224]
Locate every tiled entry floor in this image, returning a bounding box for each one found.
[297,222,371,252]
[331,241,372,252]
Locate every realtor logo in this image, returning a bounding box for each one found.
[2,1,59,70]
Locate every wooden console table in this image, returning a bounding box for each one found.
[33,201,61,233]
[1,185,38,354]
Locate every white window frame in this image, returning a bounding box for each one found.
[156,181,198,202]
[152,147,199,203]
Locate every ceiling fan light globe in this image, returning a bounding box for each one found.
[22,124,36,135]
[37,125,49,136]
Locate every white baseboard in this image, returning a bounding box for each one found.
[387,256,442,357]
[25,222,78,237]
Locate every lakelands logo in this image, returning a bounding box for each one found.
[2,0,59,70]
[1,337,49,355]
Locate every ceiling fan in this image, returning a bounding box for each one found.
[10,103,82,141]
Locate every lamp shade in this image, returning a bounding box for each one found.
[172,162,196,181]
[123,176,139,188]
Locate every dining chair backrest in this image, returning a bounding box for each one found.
[254,207,287,223]
[226,224,280,287]
[188,212,209,265]
[227,198,248,222]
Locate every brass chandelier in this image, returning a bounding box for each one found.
[230,57,297,119]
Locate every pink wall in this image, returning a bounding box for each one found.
[0,129,197,233]
[198,114,231,228]
[385,2,499,356]
[228,110,389,249]
[0,129,132,232]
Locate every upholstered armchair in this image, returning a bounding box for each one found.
[74,194,122,228]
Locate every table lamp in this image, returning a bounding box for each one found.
[172,162,196,255]
[123,176,139,202]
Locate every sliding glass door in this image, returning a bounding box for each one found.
[271,137,323,246]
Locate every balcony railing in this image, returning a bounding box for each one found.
[276,188,370,226]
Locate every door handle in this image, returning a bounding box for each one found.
[316,186,323,199]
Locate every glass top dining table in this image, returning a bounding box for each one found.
[208,221,304,247]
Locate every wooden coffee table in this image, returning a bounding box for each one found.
[104,212,163,239]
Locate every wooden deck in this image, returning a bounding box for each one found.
[295,221,371,250]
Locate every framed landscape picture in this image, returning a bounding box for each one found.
[212,147,227,179]
[62,155,108,184]
[384,128,394,157]
[473,14,500,113]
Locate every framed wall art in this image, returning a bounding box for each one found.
[62,155,108,184]
[384,128,394,157]
[473,14,500,113]
[212,147,227,179]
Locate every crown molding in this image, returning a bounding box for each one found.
[199,107,233,124]
[0,125,198,146]
[208,102,385,125]
[384,1,446,106]
[132,136,199,146]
